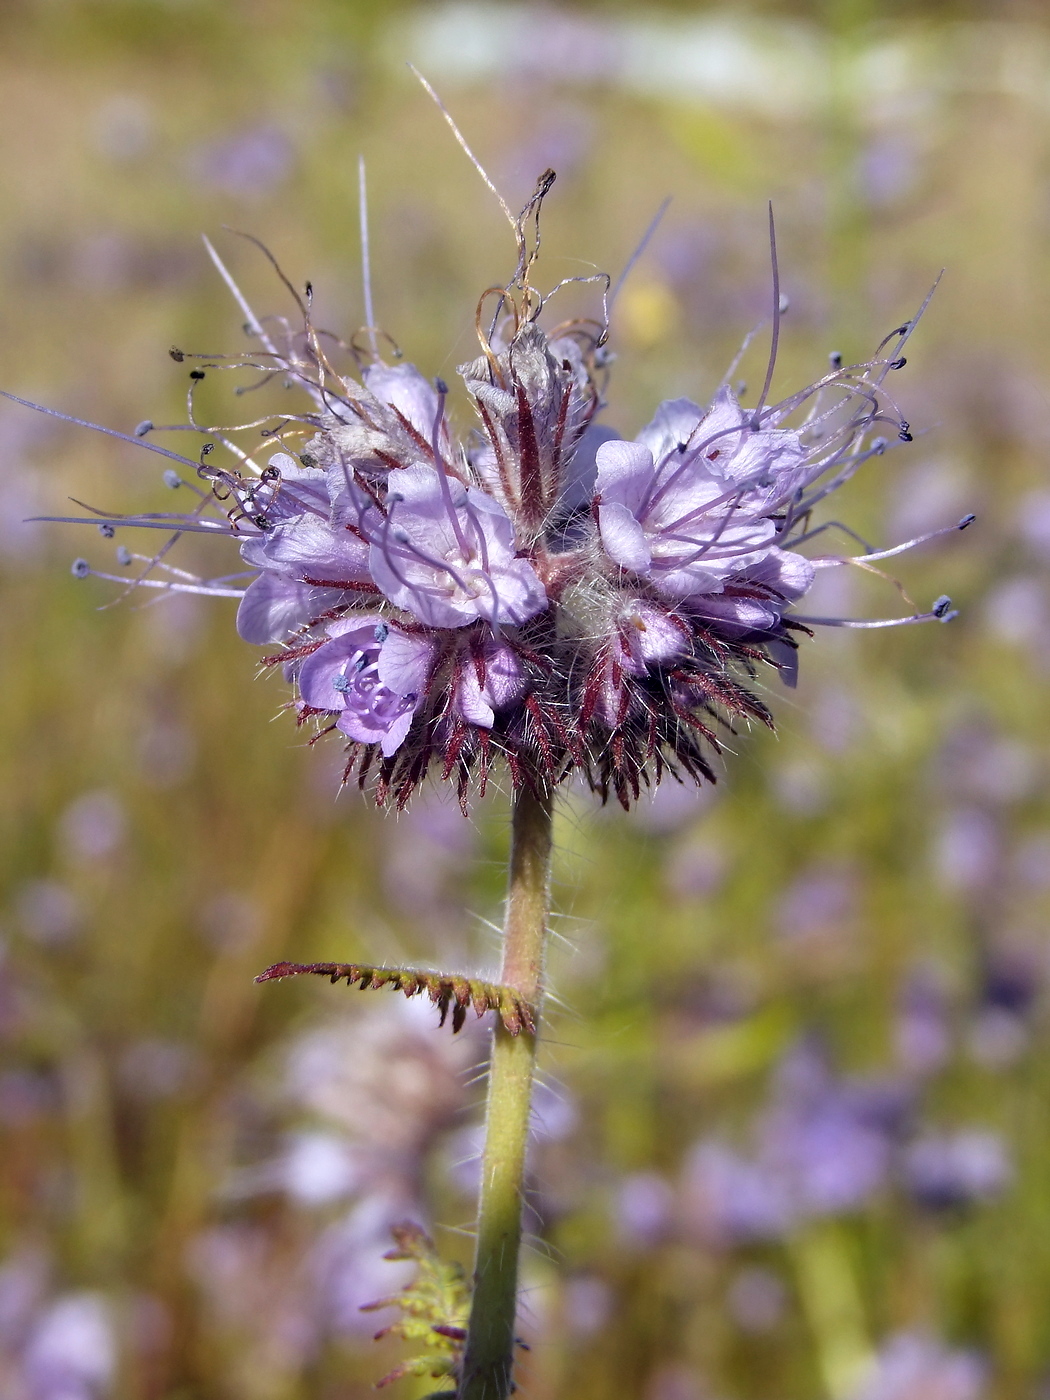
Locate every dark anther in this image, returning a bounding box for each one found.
[260,465,280,482]
[169,347,184,362]
[163,469,181,489]
[932,594,953,618]
[200,443,213,458]
[304,280,313,297]
[829,351,842,369]
[252,514,272,531]
[435,377,449,395]
[300,452,317,469]
[97,523,115,538]
[71,558,90,578]
[116,546,132,567]
[135,419,153,437]
[890,356,907,369]
[898,430,913,442]
[189,369,206,381]
[959,513,976,529]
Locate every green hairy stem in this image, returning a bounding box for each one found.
[458,785,553,1400]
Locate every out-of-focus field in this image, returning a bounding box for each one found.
[2,3,1050,1398]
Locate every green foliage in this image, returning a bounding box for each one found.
[362,1224,470,1392]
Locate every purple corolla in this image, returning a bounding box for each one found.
[298,616,434,756]
[595,387,815,618]
[453,637,527,727]
[236,454,372,644]
[362,464,547,630]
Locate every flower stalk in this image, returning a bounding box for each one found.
[458,783,553,1400]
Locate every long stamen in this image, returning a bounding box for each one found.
[809,515,975,568]
[0,390,201,469]
[429,379,474,561]
[72,561,245,599]
[790,596,957,628]
[358,156,380,360]
[751,202,782,426]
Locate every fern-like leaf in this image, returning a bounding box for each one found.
[360,1223,470,1390]
[255,961,537,1035]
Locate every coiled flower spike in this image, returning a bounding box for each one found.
[10,176,969,814]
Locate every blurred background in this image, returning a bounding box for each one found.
[1,1,1049,1397]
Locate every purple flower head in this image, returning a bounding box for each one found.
[23,164,967,810]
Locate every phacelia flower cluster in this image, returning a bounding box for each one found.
[21,187,968,810]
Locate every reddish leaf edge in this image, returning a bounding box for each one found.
[255,961,537,1036]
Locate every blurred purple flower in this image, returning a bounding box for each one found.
[967,943,1042,1069]
[615,1171,675,1247]
[859,132,922,208]
[681,1142,793,1245]
[0,1070,58,1127]
[886,457,972,544]
[901,1130,1011,1212]
[187,124,295,199]
[58,791,126,864]
[283,998,478,1189]
[186,1223,316,1367]
[663,836,726,899]
[982,576,1050,648]
[683,1042,911,1242]
[849,1332,986,1400]
[310,1195,419,1337]
[932,809,1000,894]
[382,789,477,917]
[775,863,857,944]
[15,881,83,947]
[116,1039,198,1101]
[0,1246,49,1350]
[1014,830,1050,890]
[894,967,952,1078]
[632,779,717,834]
[22,1293,115,1400]
[563,1275,613,1336]
[726,1264,787,1333]
[1016,489,1050,558]
[761,1045,906,1216]
[933,723,1036,806]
